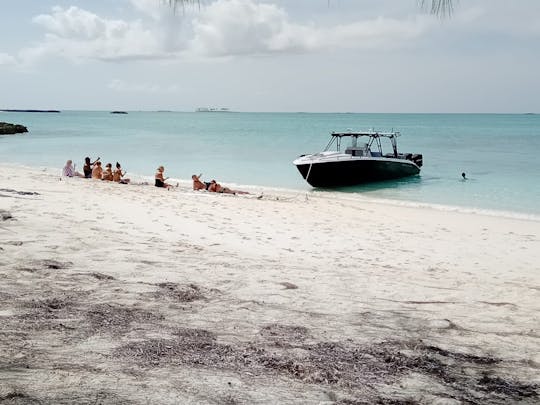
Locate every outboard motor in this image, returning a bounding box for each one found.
[412,154,423,167]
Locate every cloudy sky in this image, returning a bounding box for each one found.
[1,0,539,112]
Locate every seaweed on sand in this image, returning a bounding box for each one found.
[0,391,41,404]
[154,282,205,302]
[259,323,309,346]
[116,332,538,403]
[85,303,163,334]
[477,374,539,399]
[116,327,237,367]
[21,294,77,321]
[17,259,72,273]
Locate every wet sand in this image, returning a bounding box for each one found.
[1,164,539,404]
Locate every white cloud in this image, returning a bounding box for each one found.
[33,6,116,40]
[190,0,430,56]
[15,1,433,64]
[25,6,171,62]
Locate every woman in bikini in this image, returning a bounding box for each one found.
[208,180,249,195]
[155,166,173,189]
[83,156,99,179]
[113,162,130,184]
[92,161,103,179]
[102,163,114,181]
[192,174,211,191]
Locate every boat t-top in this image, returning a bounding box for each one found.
[293,130,423,187]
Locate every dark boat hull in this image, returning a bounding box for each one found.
[295,159,420,187]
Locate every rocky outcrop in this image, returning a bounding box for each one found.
[0,122,28,135]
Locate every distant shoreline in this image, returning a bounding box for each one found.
[1,109,60,113]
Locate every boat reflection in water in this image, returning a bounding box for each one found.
[293,131,423,188]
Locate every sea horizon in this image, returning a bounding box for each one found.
[2,109,538,114]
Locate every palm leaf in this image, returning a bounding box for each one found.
[166,0,455,17]
[420,0,455,17]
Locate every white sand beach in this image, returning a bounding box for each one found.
[1,164,539,404]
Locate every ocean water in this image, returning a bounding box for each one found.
[1,111,539,216]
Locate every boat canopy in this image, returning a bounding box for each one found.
[324,131,401,157]
[330,131,400,138]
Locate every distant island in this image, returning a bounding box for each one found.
[110,111,128,114]
[0,122,28,135]
[1,109,60,113]
[196,107,231,112]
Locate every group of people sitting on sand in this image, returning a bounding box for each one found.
[62,157,130,184]
[62,158,248,194]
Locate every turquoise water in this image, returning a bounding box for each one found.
[1,111,539,216]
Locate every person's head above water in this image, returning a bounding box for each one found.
[462,172,467,179]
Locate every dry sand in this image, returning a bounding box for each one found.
[1,164,539,404]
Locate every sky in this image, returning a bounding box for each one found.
[0,0,539,113]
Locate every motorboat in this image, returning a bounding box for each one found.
[293,130,422,187]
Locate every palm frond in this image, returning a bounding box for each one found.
[165,0,200,12]
[166,0,455,18]
[420,0,455,17]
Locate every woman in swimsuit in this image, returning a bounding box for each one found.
[102,163,114,181]
[208,180,249,195]
[62,160,83,177]
[83,156,100,179]
[113,162,130,184]
[192,174,210,191]
[155,166,173,189]
[92,161,103,179]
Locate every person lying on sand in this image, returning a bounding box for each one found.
[113,162,130,184]
[92,161,103,179]
[192,174,211,191]
[62,160,84,177]
[155,166,174,189]
[102,163,114,181]
[208,179,249,195]
[83,156,99,179]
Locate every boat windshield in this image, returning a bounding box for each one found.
[324,131,399,157]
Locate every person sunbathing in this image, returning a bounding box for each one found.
[155,166,173,189]
[192,174,210,191]
[113,162,130,184]
[91,161,103,179]
[207,179,249,195]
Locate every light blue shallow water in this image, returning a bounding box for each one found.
[1,111,539,216]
